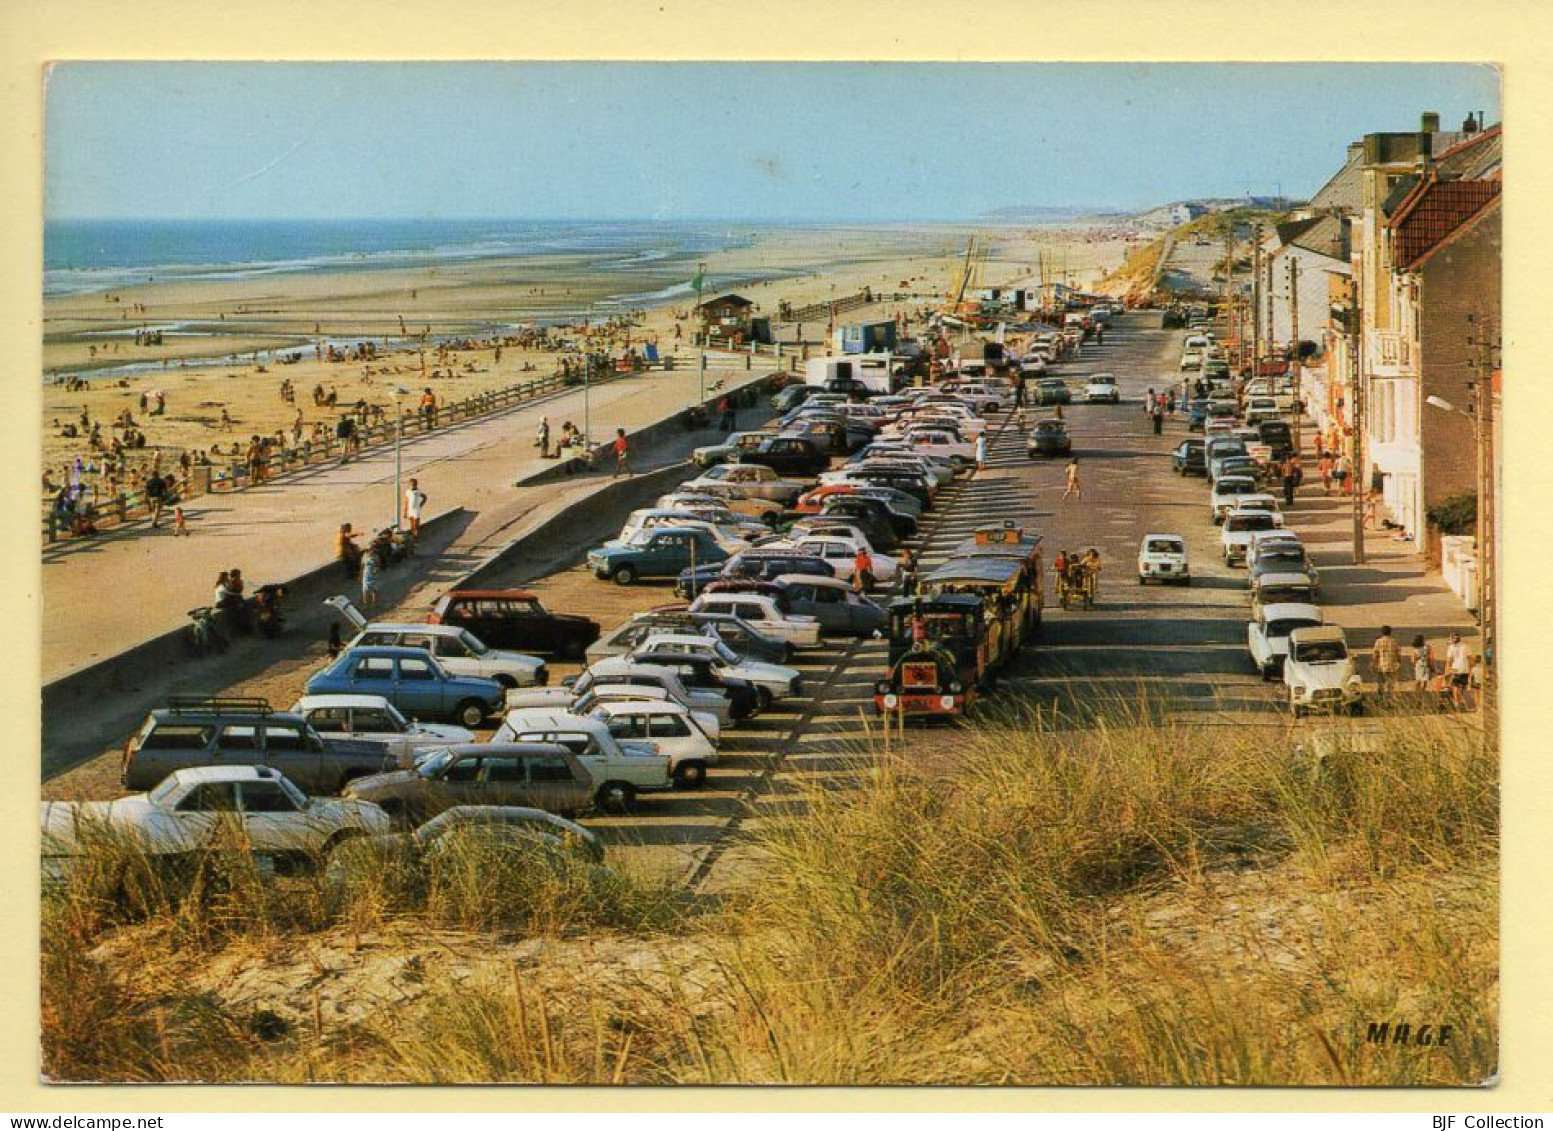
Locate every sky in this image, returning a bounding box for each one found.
[44,62,1502,222]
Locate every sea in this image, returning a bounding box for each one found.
[43,218,774,304]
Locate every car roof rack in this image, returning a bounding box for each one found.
[166,695,273,716]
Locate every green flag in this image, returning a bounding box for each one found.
[692,265,705,300]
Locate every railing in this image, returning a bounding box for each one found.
[41,359,687,545]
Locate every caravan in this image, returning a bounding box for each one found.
[804,353,897,395]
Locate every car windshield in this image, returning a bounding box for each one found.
[1268,618,1322,639]
[457,630,489,656]
[1295,641,1347,663]
[414,747,456,776]
[627,530,655,548]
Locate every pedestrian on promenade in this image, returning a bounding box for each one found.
[900,549,919,597]
[852,547,875,594]
[337,522,362,579]
[975,433,988,470]
[1318,452,1334,495]
[1151,401,1164,436]
[1063,458,1081,501]
[1410,633,1438,706]
[612,429,633,478]
[1167,389,1177,415]
[538,417,551,458]
[1144,389,1154,418]
[404,477,426,537]
[1014,376,1026,409]
[1445,632,1473,710]
[1371,625,1400,698]
[1334,453,1353,495]
[1280,456,1299,508]
[361,549,380,608]
[172,506,189,537]
[145,469,167,527]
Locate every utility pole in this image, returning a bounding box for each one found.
[1287,256,1302,457]
[1251,224,1264,371]
[1468,313,1497,711]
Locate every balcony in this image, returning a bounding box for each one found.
[1367,330,1415,379]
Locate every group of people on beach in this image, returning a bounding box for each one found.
[1370,625,1483,711]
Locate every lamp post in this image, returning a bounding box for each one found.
[392,386,409,528]
[1426,388,1494,711]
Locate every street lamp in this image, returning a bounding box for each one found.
[1425,389,1493,714]
[392,386,409,528]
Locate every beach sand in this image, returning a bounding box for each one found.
[41,224,1132,495]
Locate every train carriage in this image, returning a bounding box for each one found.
[949,523,1044,634]
[920,556,1032,668]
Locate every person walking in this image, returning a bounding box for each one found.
[975,432,988,470]
[1014,375,1026,409]
[1444,632,1473,710]
[1150,401,1164,436]
[1410,633,1437,705]
[172,505,189,537]
[361,546,381,608]
[1317,451,1335,495]
[899,549,919,597]
[145,469,167,528]
[1063,457,1081,501]
[612,428,633,477]
[537,416,551,458]
[852,546,875,594]
[1371,625,1400,699]
[403,477,426,537]
[1280,455,1299,508]
[1143,388,1154,419]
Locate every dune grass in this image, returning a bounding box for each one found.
[42,704,1497,1085]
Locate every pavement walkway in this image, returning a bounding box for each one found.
[41,361,774,681]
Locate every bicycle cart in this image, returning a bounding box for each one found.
[1055,565,1097,610]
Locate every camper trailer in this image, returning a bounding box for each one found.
[804,354,896,395]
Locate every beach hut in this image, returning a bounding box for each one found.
[834,319,898,355]
[695,294,755,343]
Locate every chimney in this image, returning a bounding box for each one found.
[1421,111,1441,133]
[1462,113,1479,135]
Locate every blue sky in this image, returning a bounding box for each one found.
[45,62,1501,221]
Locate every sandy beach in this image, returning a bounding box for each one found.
[41,223,1132,506]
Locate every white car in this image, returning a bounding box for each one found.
[936,383,1002,413]
[290,694,474,761]
[1137,533,1190,585]
[326,597,547,687]
[1250,571,1319,619]
[1244,397,1282,426]
[1222,509,1281,566]
[1247,602,1325,680]
[689,591,823,648]
[1232,494,1285,526]
[902,427,975,464]
[41,765,390,884]
[681,463,808,507]
[1210,475,1260,524]
[505,657,734,727]
[1283,625,1365,716]
[587,701,720,787]
[1084,374,1121,403]
[786,534,898,584]
[1180,348,1204,371]
[612,509,749,552]
[570,684,721,744]
[634,631,802,703]
[493,709,672,812]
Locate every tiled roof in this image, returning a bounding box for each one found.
[1307,147,1364,215]
[1435,124,1502,180]
[1390,179,1501,269]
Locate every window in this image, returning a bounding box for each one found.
[359,632,394,647]
[177,783,239,812]
[650,714,692,738]
[528,756,575,783]
[356,656,396,678]
[263,725,307,752]
[307,709,349,734]
[443,757,481,783]
[398,658,437,681]
[217,725,261,751]
[354,708,397,732]
[432,636,468,658]
[400,634,436,653]
[606,715,649,740]
[240,781,300,813]
[140,725,215,750]
[482,757,525,783]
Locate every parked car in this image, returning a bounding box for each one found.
[1137,533,1190,585]
[325,597,546,687]
[689,590,823,647]
[682,462,811,507]
[1083,374,1121,403]
[731,435,832,478]
[676,548,833,600]
[1248,538,1321,593]
[1283,626,1364,716]
[493,710,672,812]
[1186,398,1210,432]
[1250,571,1319,618]
[610,509,749,553]
[304,646,506,729]
[121,697,396,795]
[634,631,802,704]
[428,589,599,661]
[817,495,914,543]
[290,694,474,762]
[1244,397,1282,427]
[692,430,776,468]
[1172,439,1207,475]
[586,701,719,787]
[1221,509,1281,566]
[1248,603,1325,680]
[344,743,597,824]
[505,657,733,728]
[588,526,731,586]
[586,609,793,666]
[1034,378,1072,405]
[43,765,390,884]
[1209,475,1260,523]
[1211,455,1261,485]
[1027,418,1072,457]
[771,574,888,637]
[1231,494,1284,526]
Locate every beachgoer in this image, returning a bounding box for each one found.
[361,550,380,607]
[975,433,988,470]
[1063,458,1081,501]
[612,429,632,477]
[1411,634,1437,703]
[1371,625,1400,698]
[403,477,426,536]
[852,547,875,594]
[336,523,362,579]
[1444,632,1473,710]
[537,417,551,458]
[173,506,189,537]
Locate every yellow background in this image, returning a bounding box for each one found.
[1,0,1547,1111]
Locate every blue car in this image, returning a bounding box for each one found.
[305,646,506,729]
